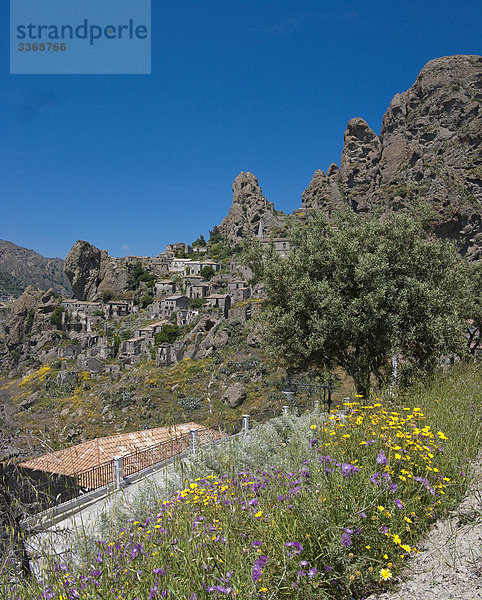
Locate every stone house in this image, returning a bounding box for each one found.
[230,286,251,303]
[124,255,153,268]
[169,258,194,275]
[187,282,210,299]
[230,257,253,280]
[62,300,102,317]
[104,300,136,319]
[166,242,192,255]
[120,336,145,357]
[148,257,169,276]
[260,237,291,256]
[200,260,221,274]
[227,280,248,291]
[156,342,183,367]
[160,295,190,319]
[206,294,231,318]
[154,281,178,297]
[133,320,169,341]
[134,327,155,345]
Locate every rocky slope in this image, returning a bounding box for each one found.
[301,55,482,259]
[64,240,129,301]
[368,450,482,600]
[0,240,72,297]
[219,172,286,246]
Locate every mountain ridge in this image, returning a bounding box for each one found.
[0,239,72,298]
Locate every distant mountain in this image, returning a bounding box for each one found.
[0,240,72,297]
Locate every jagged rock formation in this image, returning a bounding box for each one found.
[301,55,482,259]
[64,240,129,301]
[219,172,286,246]
[0,240,72,297]
[2,287,62,372]
[301,164,345,216]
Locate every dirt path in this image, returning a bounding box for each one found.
[368,451,482,600]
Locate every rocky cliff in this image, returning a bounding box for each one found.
[64,240,129,301]
[0,240,72,297]
[219,172,286,246]
[301,55,482,259]
[2,287,62,371]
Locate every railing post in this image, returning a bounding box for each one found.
[282,405,289,416]
[314,400,319,412]
[190,428,198,455]
[113,455,124,490]
[242,414,249,434]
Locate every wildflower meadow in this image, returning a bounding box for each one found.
[3,363,481,600]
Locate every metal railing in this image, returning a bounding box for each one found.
[76,459,114,490]
[73,427,222,493]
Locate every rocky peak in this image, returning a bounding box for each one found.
[219,172,286,246]
[64,241,129,301]
[3,286,60,356]
[301,166,345,214]
[64,241,102,301]
[301,55,482,259]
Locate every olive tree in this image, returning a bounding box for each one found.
[245,210,473,396]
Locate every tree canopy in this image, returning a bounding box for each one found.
[245,210,474,396]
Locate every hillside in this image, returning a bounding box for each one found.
[0,54,480,462]
[0,240,72,297]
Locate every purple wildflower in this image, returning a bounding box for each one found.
[341,463,361,477]
[377,450,388,465]
[341,533,352,547]
[395,498,403,509]
[285,541,304,556]
[308,567,318,578]
[252,555,269,582]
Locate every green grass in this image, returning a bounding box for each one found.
[2,362,480,599]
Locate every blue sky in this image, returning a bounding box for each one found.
[1,1,481,259]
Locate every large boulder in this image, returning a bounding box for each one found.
[222,382,247,409]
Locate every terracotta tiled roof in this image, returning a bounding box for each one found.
[20,423,219,477]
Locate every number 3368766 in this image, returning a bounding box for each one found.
[18,43,66,51]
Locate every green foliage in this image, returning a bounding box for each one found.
[141,294,154,308]
[0,271,25,297]
[467,261,482,354]
[246,210,473,396]
[50,305,64,328]
[8,365,480,600]
[192,234,207,247]
[190,297,207,309]
[154,324,181,345]
[200,265,215,280]
[127,262,157,292]
[102,290,113,303]
[113,335,121,357]
[177,395,202,410]
[102,386,136,409]
[208,225,223,245]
